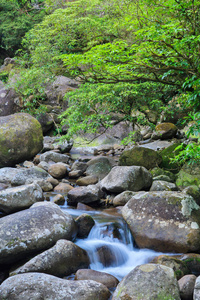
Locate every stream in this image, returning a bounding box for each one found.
[61,203,164,281]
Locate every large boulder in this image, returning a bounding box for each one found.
[100,166,152,193]
[0,273,110,300]
[112,264,180,300]
[0,183,43,214]
[0,113,43,167]
[119,146,162,169]
[122,191,200,253]
[10,239,89,277]
[0,202,76,264]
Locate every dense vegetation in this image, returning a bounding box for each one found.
[1,0,200,164]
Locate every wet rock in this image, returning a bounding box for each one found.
[11,166,51,186]
[0,202,76,264]
[52,194,65,205]
[112,264,180,300]
[75,213,95,238]
[155,122,178,139]
[54,182,74,194]
[39,151,69,164]
[67,184,104,205]
[10,239,89,277]
[100,166,152,193]
[76,175,99,186]
[150,180,178,191]
[77,203,95,211]
[119,146,162,169]
[48,163,68,179]
[86,156,116,180]
[122,191,200,253]
[0,113,43,167]
[75,269,119,289]
[178,274,196,300]
[151,255,189,279]
[0,273,110,300]
[0,183,43,214]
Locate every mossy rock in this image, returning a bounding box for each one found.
[155,122,177,139]
[0,113,43,167]
[176,162,200,188]
[119,146,162,169]
[151,167,177,182]
[159,143,182,173]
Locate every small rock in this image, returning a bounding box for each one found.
[75,213,95,238]
[178,274,196,300]
[76,175,98,186]
[52,194,65,205]
[48,163,68,179]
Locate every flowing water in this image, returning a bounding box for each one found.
[61,204,165,281]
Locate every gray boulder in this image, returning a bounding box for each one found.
[0,273,110,300]
[122,191,200,253]
[0,113,43,167]
[0,183,43,214]
[112,264,180,300]
[0,202,76,264]
[10,239,89,277]
[100,166,152,193]
[39,151,69,163]
[11,166,51,186]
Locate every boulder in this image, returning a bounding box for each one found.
[48,163,68,179]
[113,191,146,207]
[0,167,21,183]
[67,184,104,205]
[76,175,99,186]
[0,273,110,300]
[75,213,95,238]
[151,166,177,182]
[178,253,200,275]
[119,146,162,169]
[100,166,152,193]
[75,269,119,289]
[0,183,43,214]
[178,274,196,300]
[0,87,22,116]
[122,191,200,253]
[10,239,89,277]
[155,122,178,139]
[11,166,51,186]
[0,113,43,167]
[182,186,200,205]
[0,202,76,264]
[86,156,116,179]
[54,182,73,194]
[39,151,69,163]
[176,162,200,188]
[112,264,180,300]
[150,180,178,191]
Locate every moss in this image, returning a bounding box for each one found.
[159,143,183,173]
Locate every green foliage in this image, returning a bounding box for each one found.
[0,0,46,61]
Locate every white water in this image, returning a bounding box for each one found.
[62,205,165,281]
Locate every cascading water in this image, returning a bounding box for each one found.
[62,205,164,281]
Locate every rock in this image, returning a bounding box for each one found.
[159,143,182,172]
[0,87,22,116]
[0,167,21,183]
[0,113,43,167]
[77,203,95,211]
[54,182,74,194]
[151,255,189,279]
[35,179,53,192]
[76,175,99,186]
[151,166,177,182]
[0,273,110,300]
[100,166,152,193]
[112,263,180,300]
[182,186,200,205]
[75,269,119,289]
[0,183,43,214]
[86,156,116,179]
[67,185,104,205]
[176,162,200,188]
[52,194,65,205]
[37,161,49,172]
[57,140,73,153]
[75,213,95,238]
[39,151,69,164]
[193,275,200,300]
[37,112,54,133]
[122,191,200,253]
[119,146,162,169]
[0,202,76,264]
[71,161,88,173]
[10,239,89,277]
[48,163,68,179]
[150,180,178,191]
[22,160,35,168]
[46,177,59,187]
[113,191,146,207]
[11,166,51,186]
[178,253,200,275]
[178,274,196,300]
[155,122,178,139]
[69,170,85,178]
[97,245,124,267]
[153,174,174,182]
